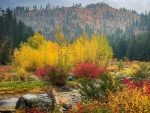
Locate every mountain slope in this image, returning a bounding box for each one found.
[14,2,140,40]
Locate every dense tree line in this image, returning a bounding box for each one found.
[107,12,150,61]
[0,8,34,64]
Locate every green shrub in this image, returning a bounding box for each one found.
[117,60,124,71]
[66,81,78,88]
[131,62,150,81]
[78,78,102,101]
[78,73,121,102]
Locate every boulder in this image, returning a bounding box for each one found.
[67,73,76,81]
[15,94,55,112]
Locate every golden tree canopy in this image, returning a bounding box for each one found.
[27,33,46,49]
[13,32,113,71]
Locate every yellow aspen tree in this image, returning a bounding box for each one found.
[54,26,65,45]
[58,42,72,71]
[13,33,50,71]
[96,35,113,67]
[46,41,59,66]
[71,36,85,64]
[13,43,39,71]
[27,33,46,49]
[79,31,89,62]
[89,35,99,64]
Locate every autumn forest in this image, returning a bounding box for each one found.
[1,2,150,113]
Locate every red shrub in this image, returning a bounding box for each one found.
[122,78,150,94]
[34,66,67,85]
[27,107,46,113]
[122,77,130,84]
[72,63,104,79]
[35,66,57,78]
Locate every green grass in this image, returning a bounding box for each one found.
[0,80,51,91]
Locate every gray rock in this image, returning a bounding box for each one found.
[67,73,76,81]
[15,94,55,112]
[0,98,18,112]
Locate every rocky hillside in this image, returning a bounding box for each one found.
[14,2,140,40]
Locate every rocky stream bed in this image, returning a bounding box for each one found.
[0,89,81,113]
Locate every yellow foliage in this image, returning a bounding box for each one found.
[13,34,60,71]
[108,87,150,113]
[71,34,113,67]
[27,33,46,49]
[131,63,140,70]
[13,33,113,71]
[28,87,42,93]
[121,67,133,75]
[71,36,86,64]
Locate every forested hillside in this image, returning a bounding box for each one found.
[14,2,140,40]
[0,8,34,64]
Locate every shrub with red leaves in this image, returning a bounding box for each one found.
[35,66,57,78]
[34,66,67,85]
[72,63,104,79]
[27,108,46,113]
[122,77,130,84]
[122,78,150,94]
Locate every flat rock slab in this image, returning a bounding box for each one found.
[0,98,18,112]
[57,89,81,106]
